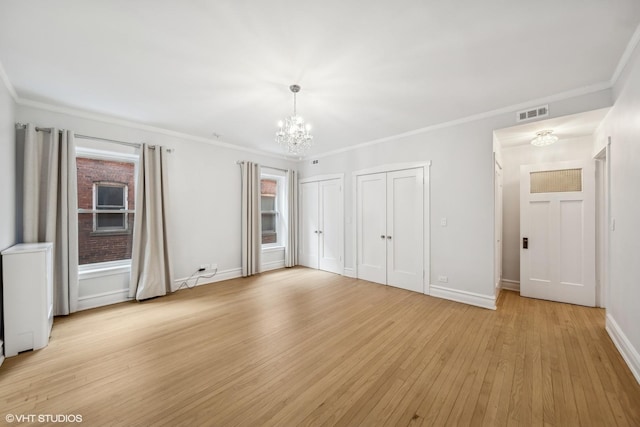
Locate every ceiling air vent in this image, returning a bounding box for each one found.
[516,105,549,123]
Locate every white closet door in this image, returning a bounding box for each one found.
[319,179,342,274]
[299,181,319,269]
[357,173,387,285]
[386,168,424,293]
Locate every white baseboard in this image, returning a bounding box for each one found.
[78,267,246,309]
[429,284,496,310]
[261,260,285,272]
[77,289,129,311]
[173,267,242,290]
[501,279,520,292]
[606,313,640,385]
[343,267,356,278]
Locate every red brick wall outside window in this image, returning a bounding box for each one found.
[77,157,135,265]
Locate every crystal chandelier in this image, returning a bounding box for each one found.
[531,130,558,147]
[275,84,313,155]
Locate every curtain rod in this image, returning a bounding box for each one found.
[236,160,288,173]
[15,123,174,153]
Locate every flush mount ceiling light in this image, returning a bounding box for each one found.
[275,84,313,155]
[531,130,558,147]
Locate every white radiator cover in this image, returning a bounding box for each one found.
[2,242,54,357]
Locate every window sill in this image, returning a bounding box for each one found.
[78,259,131,280]
[262,245,285,253]
[90,230,131,237]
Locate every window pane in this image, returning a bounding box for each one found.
[530,168,582,193]
[77,156,136,265]
[262,233,277,244]
[261,178,279,245]
[97,185,125,207]
[96,213,126,229]
[262,213,276,231]
[261,196,275,211]
[78,213,134,265]
[261,179,277,196]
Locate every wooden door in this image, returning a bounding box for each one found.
[386,168,424,293]
[520,161,595,306]
[357,173,387,285]
[299,181,319,269]
[319,179,342,274]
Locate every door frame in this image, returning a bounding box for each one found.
[594,139,610,308]
[494,158,503,298]
[352,161,431,294]
[299,173,345,274]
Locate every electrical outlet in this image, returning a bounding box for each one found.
[440,218,447,227]
[211,263,218,270]
[200,264,209,271]
[438,275,448,283]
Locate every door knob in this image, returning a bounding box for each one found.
[318,230,323,234]
[380,235,386,239]
[387,236,392,239]
[314,230,318,234]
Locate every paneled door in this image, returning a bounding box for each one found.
[357,168,424,293]
[300,181,319,269]
[300,178,343,274]
[318,179,342,273]
[386,169,424,293]
[520,160,595,306]
[356,173,387,284]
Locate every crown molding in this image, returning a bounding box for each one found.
[15,97,291,161]
[0,60,18,102]
[305,80,612,161]
[0,48,621,164]
[611,21,640,86]
[13,80,612,164]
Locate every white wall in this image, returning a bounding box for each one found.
[8,85,616,312]
[594,37,640,384]
[0,73,16,362]
[500,136,595,285]
[15,104,296,303]
[0,79,16,252]
[299,89,611,306]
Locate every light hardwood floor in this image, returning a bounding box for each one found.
[1,267,639,426]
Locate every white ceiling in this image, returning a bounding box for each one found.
[1,1,639,157]
[494,107,611,148]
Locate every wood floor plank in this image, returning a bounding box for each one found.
[538,300,556,427]
[0,269,639,426]
[492,291,521,426]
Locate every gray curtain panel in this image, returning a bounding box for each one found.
[130,144,174,300]
[285,169,298,267]
[241,161,261,276]
[20,124,79,315]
